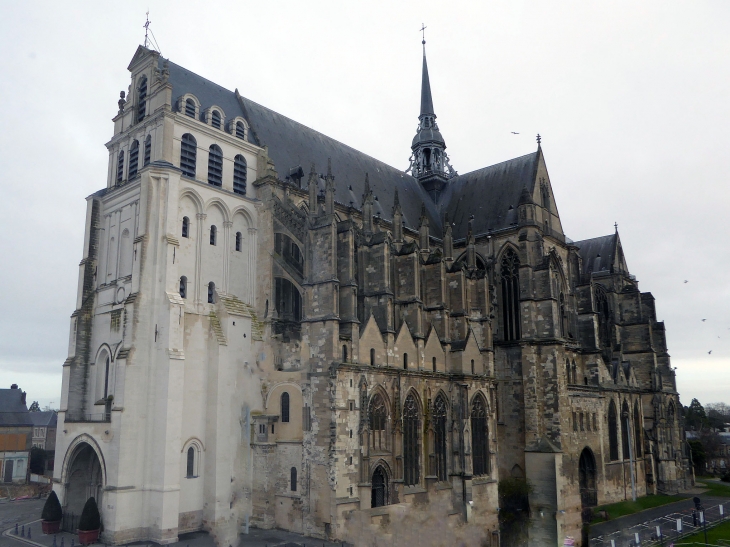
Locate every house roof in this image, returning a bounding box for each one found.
[29,411,57,428]
[0,388,32,427]
[573,233,618,275]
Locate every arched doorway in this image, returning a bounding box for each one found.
[64,442,104,525]
[579,448,597,508]
[371,466,388,508]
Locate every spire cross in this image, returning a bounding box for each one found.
[614,222,618,232]
[420,23,427,45]
[143,12,151,48]
[536,133,542,146]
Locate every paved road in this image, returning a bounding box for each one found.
[0,500,44,547]
[590,495,729,539]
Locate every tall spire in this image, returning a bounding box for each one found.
[420,47,435,117]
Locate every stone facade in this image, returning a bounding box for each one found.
[53,44,690,547]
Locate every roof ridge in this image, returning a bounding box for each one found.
[452,151,539,179]
[573,233,616,245]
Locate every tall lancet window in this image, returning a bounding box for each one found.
[128,140,139,179]
[369,393,387,451]
[433,394,448,481]
[634,401,643,457]
[180,134,197,178]
[621,401,631,460]
[136,76,147,123]
[500,248,521,341]
[608,400,619,461]
[403,394,420,486]
[471,395,489,476]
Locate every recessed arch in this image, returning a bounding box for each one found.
[204,197,231,224]
[579,447,597,508]
[180,187,205,215]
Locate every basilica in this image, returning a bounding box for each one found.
[52,43,690,547]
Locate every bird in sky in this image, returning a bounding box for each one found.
[702,319,707,322]
[684,280,689,283]
[709,350,713,355]
[511,132,520,135]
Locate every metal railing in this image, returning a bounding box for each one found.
[590,502,728,546]
[64,412,111,423]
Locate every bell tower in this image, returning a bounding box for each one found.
[407,36,456,202]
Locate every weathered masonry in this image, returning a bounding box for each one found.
[54,42,690,547]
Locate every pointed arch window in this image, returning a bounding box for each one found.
[579,448,597,508]
[233,155,247,195]
[290,467,297,491]
[608,400,619,461]
[235,121,246,139]
[500,248,521,341]
[186,446,195,478]
[211,110,221,129]
[180,134,197,178]
[472,395,490,476]
[433,394,448,481]
[559,292,566,338]
[281,392,290,423]
[128,140,139,179]
[179,276,187,299]
[210,225,217,246]
[235,231,242,252]
[144,135,152,166]
[403,393,420,486]
[182,216,190,238]
[595,285,612,348]
[208,282,215,304]
[136,76,147,123]
[566,360,571,384]
[116,151,125,183]
[432,357,437,372]
[371,466,387,508]
[208,145,223,186]
[634,401,643,457]
[667,403,675,453]
[369,393,387,451]
[370,348,375,367]
[342,345,348,362]
[621,402,631,460]
[403,353,408,370]
[185,99,196,118]
[274,277,302,322]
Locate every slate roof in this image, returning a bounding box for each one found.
[573,233,617,275]
[0,389,32,427]
[29,411,57,428]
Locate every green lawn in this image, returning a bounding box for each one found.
[679,518,730,544]
[696,478,730,498]
[591,494,686,523]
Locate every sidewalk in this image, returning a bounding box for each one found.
[2,520,347,547]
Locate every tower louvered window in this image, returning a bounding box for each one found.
[136,77,147,123]
[501,248,521,341]
[144,135,151,166]
[233,155,247,195]
[608,400,619,461]
[180,134,197,178]
[235,232,242,252]
[472,395,489,476]
[369,393,387,451]
[208,145,223,186]
[433,395,448,481]
[211,110,221,129]
[235,121,246,139]
[116,151,125,183]
[128,140,139,179]
[185,99,196,117]
[403,394,420,486]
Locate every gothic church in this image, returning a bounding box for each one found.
[53,43,690,547]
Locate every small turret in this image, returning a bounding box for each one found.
[392,189,403,243]
[443,213,453,261]
[324,158,335,215]
[518,185,535,226]
[362,173,374,234]
[466,215,476,269]
[419,203,430,252]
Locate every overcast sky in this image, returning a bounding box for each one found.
[0,1,728,410]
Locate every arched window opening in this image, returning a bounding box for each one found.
[371,466,387,508]
[667,403,675,453]
[186,446,195,478]
[208,145,223,186]
[471,359,475,375]
[342,345,348,362]
[584,376,589,386]
[103,356,110,399]
[207,282,215,304]
[235,121,246,139]
[185,99,196,118]
[128,140,139,179]
[579,448,597,508]
[179,276,187,299]
[274,277,302,322]
[403,353,408,370]
[144,135,152,166]
[233,155,247,195]
[500,248,521,341]
[211,110,221,129]
[559,292,566,338]
[403,394,420,486]
[472,395,489,476]
[608,401,619,461]
[210,225,217,246]
[116,151,125,183]
[433,394,448,481]
[180,134,197,178]
[235,232,242,252]
[621,401,631,460]
[595,285,612,348]
[572,362,577,384]
[370,348,375,367]
[369,393,387,451]
[566,360,571,384]
[274,233,303,275]
[634,401,643,457]
[136,77,147,123]
[281,392,290,423]
[432,357,437,372]
[182,216,190,238]
[290,467,297,491]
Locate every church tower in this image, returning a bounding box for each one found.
[407,39,456,202]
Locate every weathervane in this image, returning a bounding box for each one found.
[420,23,427,45]
[142,12,161,52]
[536,133,541,146]
[144,12,151,48]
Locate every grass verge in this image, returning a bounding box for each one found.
[591,494,686,524]
[696,478,730,498]
[679,518,730,543]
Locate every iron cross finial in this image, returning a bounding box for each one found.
[614,222,618,232]
[420,24,427,45]
[536,133,542,146]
